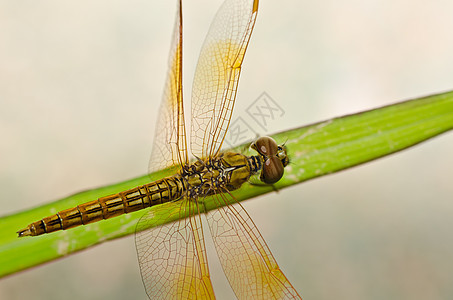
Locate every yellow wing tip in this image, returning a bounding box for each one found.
[253,0,259,13]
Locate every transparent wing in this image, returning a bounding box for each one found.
[149,0,188,175]
[136,198,215,300]
[191,0,259,159]
[138,1,214,298]
[206,191,302,300]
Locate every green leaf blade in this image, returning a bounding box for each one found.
[1,90,452,278]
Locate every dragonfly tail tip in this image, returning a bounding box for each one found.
[17,227,32,238]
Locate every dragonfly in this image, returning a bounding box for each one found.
[17,0,301,299]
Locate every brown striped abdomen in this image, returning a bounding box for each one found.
[17,176,184,237]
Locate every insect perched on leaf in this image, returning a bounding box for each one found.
[17,0,301,299]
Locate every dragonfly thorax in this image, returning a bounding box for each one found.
[180,152,254,198]
[178,136,289,200]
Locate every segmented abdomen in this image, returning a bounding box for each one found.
[18,176,184,237]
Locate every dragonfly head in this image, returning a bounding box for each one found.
[251,136,289,184]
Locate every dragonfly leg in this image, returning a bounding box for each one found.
[248,180,281,193]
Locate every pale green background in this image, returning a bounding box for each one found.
[1,0,453,299]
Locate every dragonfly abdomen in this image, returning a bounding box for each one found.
[17,176,185,237]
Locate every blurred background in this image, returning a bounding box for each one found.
[1,0,453,299]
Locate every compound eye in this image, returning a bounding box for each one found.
[260,156,284,184]
[252,136,278,156]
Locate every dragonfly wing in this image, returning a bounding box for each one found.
[149,0,188,175]
[190,0,259,158]
[206,191,302,300]
[135,198,215,300]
